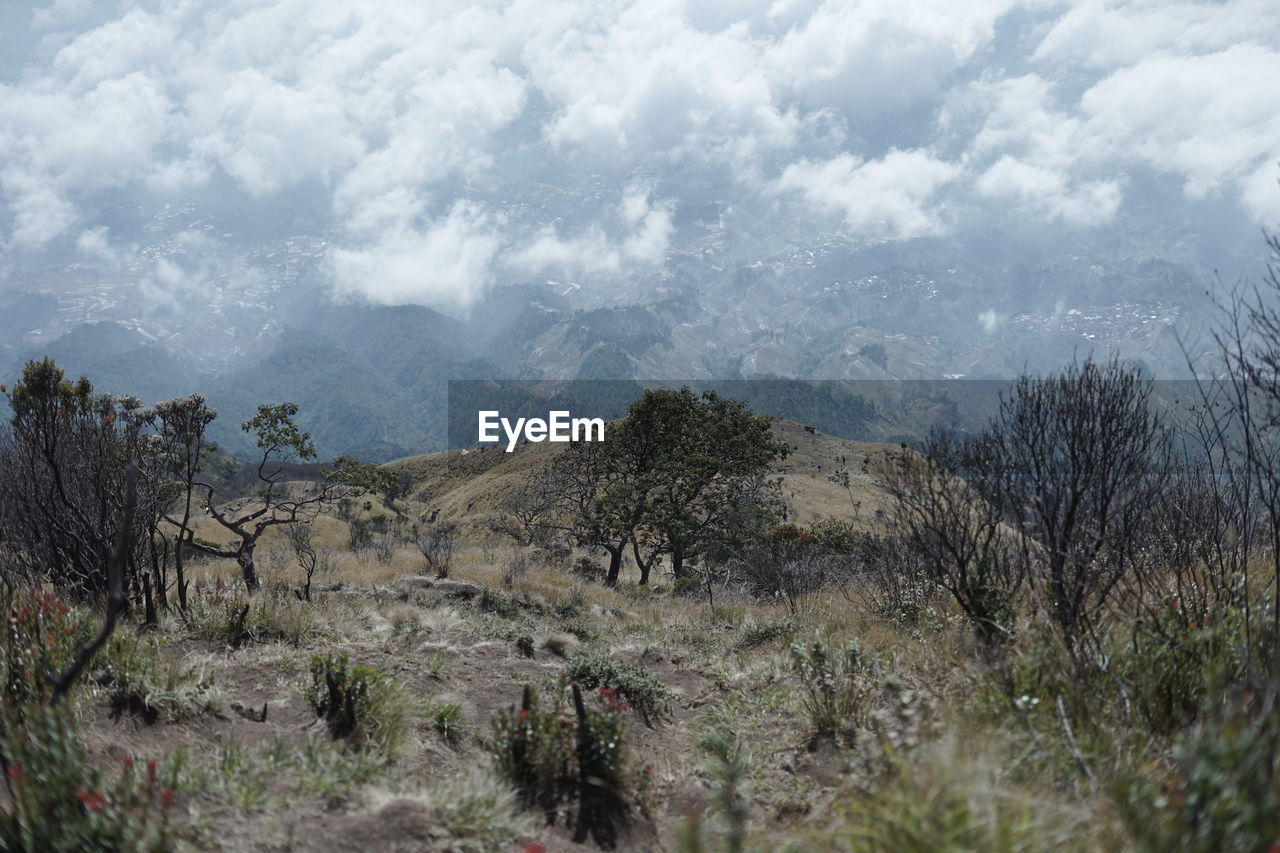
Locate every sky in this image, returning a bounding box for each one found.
[1,0,1278,310]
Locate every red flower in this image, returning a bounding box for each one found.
[76,789,106,811]
[522,842,547,853]
[123,755,134,774]
[161,788,174,809]
[147,758,158,781]
[7,765,22,783]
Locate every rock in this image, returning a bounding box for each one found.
[430,578,484,599]
[393,576,436,594]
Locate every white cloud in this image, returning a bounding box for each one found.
[1078,45,1280,201]
[776,150,960,239]
[505,182,675,279]
[976,155,1121,226]
[1,0,1278,305]
[330,201,502,310]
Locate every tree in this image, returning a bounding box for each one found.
[0,359,159,598]
[182,403,392,591]
[617,388,789,582]
[153,393,218,610]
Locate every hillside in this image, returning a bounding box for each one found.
[387,418,900,532]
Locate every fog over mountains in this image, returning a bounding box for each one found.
[2,0,1278,457]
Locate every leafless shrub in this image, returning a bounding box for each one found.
[287,521,334,601]
[414,519,460,579]
[878,430,1023,646]
[502,551,533,588]
[734,537,845,614]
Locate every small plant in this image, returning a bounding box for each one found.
[680,730,750,853]
[789,638,875,742]
[305,653,408,755]
[566,650,674,723]
[425,697,466,745]
[515,634,536,658]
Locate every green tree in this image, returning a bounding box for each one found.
[599,388,788,584]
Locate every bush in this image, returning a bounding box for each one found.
[0,703,178,852]
[790,638,876,742]
[3,589,83,708]
[565,650,674,723]
[305,653,408,755]
[1117,686,1280,852]
[489,685,576,815]
[488,683,639,826]
[414,519,460,579]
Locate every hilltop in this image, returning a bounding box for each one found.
[386,418,901,534]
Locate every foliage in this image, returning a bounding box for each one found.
[565,649,674,722]
[305,653,408,755]
[789,638,875,742]
[0,703,178,853]
[1117,686,1280,853]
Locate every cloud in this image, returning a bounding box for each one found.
[329,201,502,310]
[976,156,1122,226]
[0,0,1278,307]
[776,150,960,239]
[505,182,675,278]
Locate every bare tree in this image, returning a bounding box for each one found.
[992,359,1168,647]
[286,521,321,601]
[879,430,1022,645]
[413,518,459,579]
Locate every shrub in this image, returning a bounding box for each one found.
[1117,686,1280,852]
[565,650,674,723]
[3,589,82,708]
[488,683,638,827]
[414,519,460,579]
[0,702,177,852]
[305,653,408,755]
[489,685,576,815]
[790,638,876,742]
[571,557,604,583]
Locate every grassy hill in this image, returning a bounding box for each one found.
[387,418,900,531]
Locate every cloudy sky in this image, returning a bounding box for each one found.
[1,0,1278,309]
